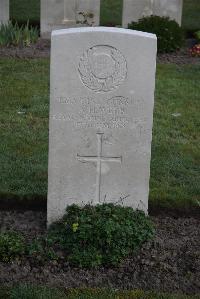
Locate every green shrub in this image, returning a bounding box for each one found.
[194,30,200,42]
[28,238,58,261]
[0,231,25,261]
[128,15,184,53]
[0,21,38,47]
[48,204,154,268]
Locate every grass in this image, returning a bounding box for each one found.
[150,64,200,209]
[9,0,200,32]
[0,58,49,200]
[0,59,199,210]
[0,286,199,299]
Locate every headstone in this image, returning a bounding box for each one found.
[63,0,76,25]
[41,0,100,38]
[122,0,183,28]
[0,0,9,24]
[122,0,152,29]
[153,0,183,25]
[48,27,157,225]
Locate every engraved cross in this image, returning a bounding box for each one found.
[77,133,122,204]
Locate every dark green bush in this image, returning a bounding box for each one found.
[0,21,38,47]
[48,204,154,268]
[128,15,184,53]
[0,231,25,261]
[28,238,58,261]
[194,30,200,42]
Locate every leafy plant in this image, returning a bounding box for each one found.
[0,21,38,47]
[128,15,184,53]
[194,30,200,42]
[48,204,154,268]
[28,237,58,261]
[77,12,94,26]
[0,231,25,261]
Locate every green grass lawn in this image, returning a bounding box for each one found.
[0,286,199,299]
[0,58,49,200]
[9,0,200,32]
[0,59,199,210]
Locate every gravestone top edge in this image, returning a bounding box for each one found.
[51,26,157,40]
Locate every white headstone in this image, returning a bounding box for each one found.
[40,0,100,38]
[48,27,157,225]
[122,0,183,28]
[153,0,183,25]
[0,0,9,24]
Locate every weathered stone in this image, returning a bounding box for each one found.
[0,0,9,24]
[40,0,100,38]
[122,0,183,28]
[48,27,157,225]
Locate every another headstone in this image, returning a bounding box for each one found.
[40,0,100,38]
[153,0,183,25]
[48,27,157,225]
[0,0,9,24]
[122,0,183,28]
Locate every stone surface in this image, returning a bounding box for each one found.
[48,27,157,225]
[122,0,183,28]
[0,0,9,24]
[153,0,183,25]
[40,0,100,38]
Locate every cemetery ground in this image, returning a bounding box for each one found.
[0,56,199,296]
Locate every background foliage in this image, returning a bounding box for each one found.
[128,16,184,53]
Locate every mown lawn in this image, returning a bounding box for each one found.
[0,58,199,209]
[0,286,199,299]
[9,0,200,32]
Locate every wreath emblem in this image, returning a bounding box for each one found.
[78,45,127,92]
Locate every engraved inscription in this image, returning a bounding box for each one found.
[78,45,127,92]
[51,95,149,131]
[77,133,122,204]
[52,96,133,129]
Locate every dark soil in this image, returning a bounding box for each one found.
[0,210,199,295]
[157,47,200,65]
[0,39,50,59]
[0,39,200,65]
